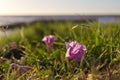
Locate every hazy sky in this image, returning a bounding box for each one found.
[0,0,120,15]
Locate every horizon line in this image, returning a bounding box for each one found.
[0,12,120,16]
[0,13,120,16]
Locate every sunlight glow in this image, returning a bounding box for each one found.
[0,0,120,15]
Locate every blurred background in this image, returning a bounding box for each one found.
[0,0,120,25]
[0,0,120,36]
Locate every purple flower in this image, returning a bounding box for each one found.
[65,41,86,61]
[42,35,55,46]
[19,66,32,74]
[10,63,19,70]
[10,63,32,74]
[42,35,56,53]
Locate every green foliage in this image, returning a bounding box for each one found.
[0,21,120,79]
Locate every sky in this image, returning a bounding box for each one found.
[0,0,120,15]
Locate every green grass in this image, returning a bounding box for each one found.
[0,21,120,80]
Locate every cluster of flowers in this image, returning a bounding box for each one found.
[10,35,86,73]
[42,35,87,61]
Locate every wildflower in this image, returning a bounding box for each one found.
[42,35,56,53]
[42,35,55,46]
[65,41,86,61]
[10,63,32,74]
[10,63,19,70]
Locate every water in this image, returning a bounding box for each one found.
[0,15,119,26]
[0,16,85,26]
[98,17,118,23]
[0,16,41,25]
[0,15,120,37]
